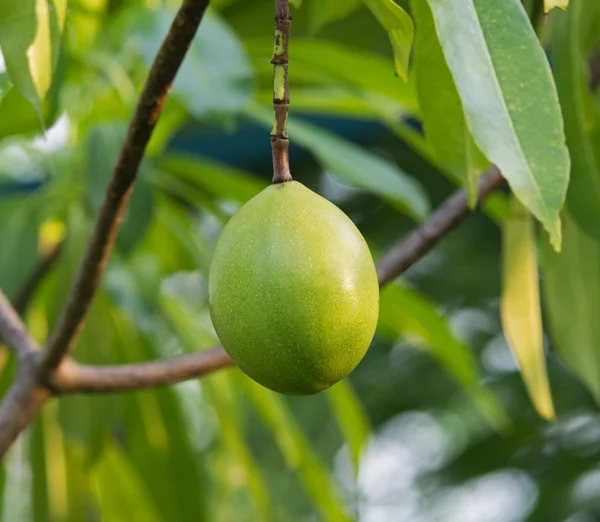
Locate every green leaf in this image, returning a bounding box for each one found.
[0,195,41,300]
[542,210,600,404]
[158,153,267,205]
[136,9,253,118]
[90,443,162,522]
[379,285,509,431]
[326,381,370,475]
[546,0,569,12]
[0,0,67,116]
[309,0,362,32]
[501,197,555,421]
[0,87,56,139]
[363,0,414,81]
[412,0,489,207]
[551,0,600,241]
[245,38,418,114]
[205,375,271,521]
[426,0,570,250]
[160,297,271,520]
[246,105,429,221]
[240,376,351,522]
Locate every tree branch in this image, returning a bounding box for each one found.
[53,348,233,393]
[0,0,211,459]
[40,0,210,371]
[377,166,504,287]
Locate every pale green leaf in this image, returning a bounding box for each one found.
[90,443,162,522]
[501,197,555,421]
[246,105,429,221]
[240,376,351,522]
[551,0,600,241]
[309,0,362,32]
[205,375,271,521]
[363,0,414,81]
[426,0,570,250]
[136,9,253,117]
[379,285,509,431]
[0,0,67,116]
[412,0,489,207]
[326,381,370,475]
[542,210,600,404]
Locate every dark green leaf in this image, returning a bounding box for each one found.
[0,0,67,116]
[542,210,600,403]
[551,0,600,240]
[412,0,489,206]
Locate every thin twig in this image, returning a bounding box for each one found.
[53,348,233,393]
[0,292,38,361]
[377,167,504,287]
[41,0,210,371]
[13,244,62,316]
[271,0,293,183]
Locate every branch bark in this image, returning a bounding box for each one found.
[377,166,504,286]
[0,0,211,458]
[41,0,210,371]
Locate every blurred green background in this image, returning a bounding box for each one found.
[1,0,600,520]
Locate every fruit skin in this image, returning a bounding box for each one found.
[208,181,380,395]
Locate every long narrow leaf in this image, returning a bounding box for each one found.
[426,0,570,250]
[501,197,555,420]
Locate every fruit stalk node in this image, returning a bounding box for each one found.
[271,0,292,184]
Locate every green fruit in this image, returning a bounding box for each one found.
[208,181,379,395]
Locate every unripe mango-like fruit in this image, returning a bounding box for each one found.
[208,181,379,395]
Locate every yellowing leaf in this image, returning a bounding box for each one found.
[363,0,414,81]
[0,0,67,116]
[501,197,555,421]
[545,0,569,13]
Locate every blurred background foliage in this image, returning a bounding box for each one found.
[0,0,600,520]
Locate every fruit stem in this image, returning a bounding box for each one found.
[271,0,293,184]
